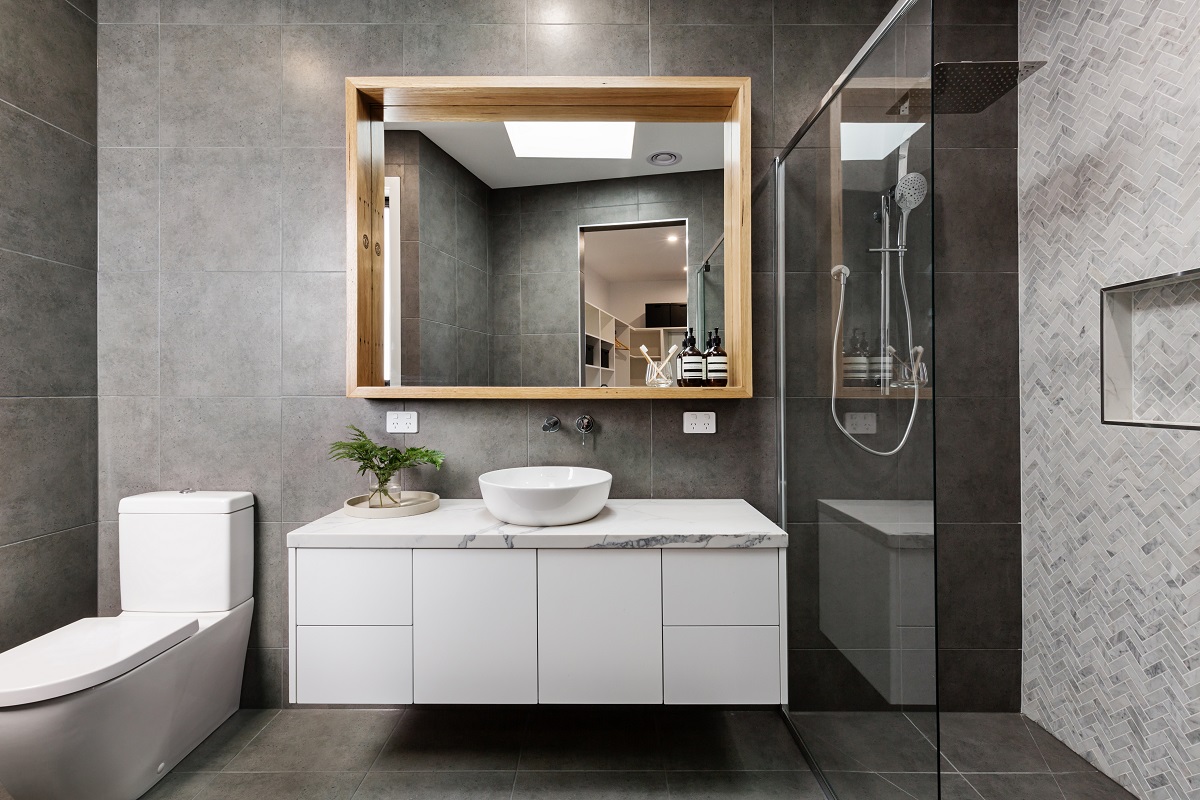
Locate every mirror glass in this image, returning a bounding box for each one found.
[380,121,724,387]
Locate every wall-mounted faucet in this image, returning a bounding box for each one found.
[575,415,595,447]
[542,416,560,433]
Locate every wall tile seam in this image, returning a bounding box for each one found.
[0,522,99,551]
[61,0,96,23]
[0,97,98,149]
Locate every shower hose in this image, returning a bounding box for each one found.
[830,264,923,457]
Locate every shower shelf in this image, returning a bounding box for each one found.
[1101,269,1200,431]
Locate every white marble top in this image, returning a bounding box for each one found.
[286,499,787,549]
[817,499,934,549]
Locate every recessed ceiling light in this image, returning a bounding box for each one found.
[667,235,679,243]
[647,151,682,166]
[840,122,926,161]
[504,121,635,159]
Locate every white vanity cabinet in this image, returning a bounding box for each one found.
[537,549,663,704]
[287,499,788,706]
[291,548,414,704]
[412,550,537,704]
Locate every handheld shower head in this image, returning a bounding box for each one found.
[895,172,928,211]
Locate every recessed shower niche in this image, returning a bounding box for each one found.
[1101,269,1200,429]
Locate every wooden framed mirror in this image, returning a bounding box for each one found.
[346,76,751,399]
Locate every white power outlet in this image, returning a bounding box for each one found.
[683,411,717,434]
[386,411,418,434]
[845,412,876,434]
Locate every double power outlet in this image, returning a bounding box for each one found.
[385,411,419,434]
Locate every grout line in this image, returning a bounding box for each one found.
[0,96,95,147]
[217,708,282,771]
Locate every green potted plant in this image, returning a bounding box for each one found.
[329,425,445,511]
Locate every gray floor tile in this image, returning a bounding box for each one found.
[935,774,983,800]
[1023,718,1099,773]
[176,709,281,772]
[138,772,215,800]
[663,709,808,771]
[1055,771,1137,799]
[519,707,663,771]
[823,772,921,799]
[511,771,669,799]
[371,707,525,772]
[964,773,1063,800]
[193,772,363,800]
[224,710,402,773]
[353,771,516,799]
[789,712,937,773]
[939,713,1048,773]
[879,771,943,800]
[666,770,825,799]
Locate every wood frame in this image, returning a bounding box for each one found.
[346,76,753,399]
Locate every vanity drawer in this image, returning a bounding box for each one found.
[662,549,779,626]
[295,548,412,625]
[663,626,780,704]
[295,625,413,704]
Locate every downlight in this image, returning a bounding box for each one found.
[647,151,682,166]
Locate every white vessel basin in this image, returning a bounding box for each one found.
[478,467,612,527]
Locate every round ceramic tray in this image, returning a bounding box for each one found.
[343,491,440,518]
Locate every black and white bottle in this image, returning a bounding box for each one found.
[678,328,705,387]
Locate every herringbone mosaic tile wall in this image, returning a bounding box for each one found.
[1018,1,1200,798]
[1131,282,1200,424]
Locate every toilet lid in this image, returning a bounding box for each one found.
[0,616,198,707]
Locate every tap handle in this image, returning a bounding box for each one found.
[542,416,560,433]
[575,415,595,446]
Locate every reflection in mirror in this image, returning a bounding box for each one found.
[380,121,724,387]
[580,220,689,388]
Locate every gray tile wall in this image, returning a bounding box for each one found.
[0,0,98,654]
[1020,0,1200,796]
[388,132,492,386]
[931,2,1023,713]
[490,170,723,387]
[94,0,965,708]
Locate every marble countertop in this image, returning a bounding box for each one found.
[286,499,787,549]
[817,499,934,549]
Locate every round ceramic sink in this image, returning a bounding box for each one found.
[478,466,612,527]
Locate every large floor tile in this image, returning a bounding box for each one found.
[939,713,1048,773]
[964,773,1062,800]
[176,709,280,772]
[193,772,362,800]
[224,710,401,772]
[353,771,515,799]
[666,770,825,799]
[789,712,937,773]
[519,706,663,771]
[138,772,215,800]
[1022,718,1099,773]
[511,771,669,800]
[371,706,525,772]
[822,772,922,799]
[661,709,808,771]
[1055,771,1136,799]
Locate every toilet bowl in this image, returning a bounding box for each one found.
[0,491,255,800]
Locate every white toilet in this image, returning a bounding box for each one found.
[0,491,255,800]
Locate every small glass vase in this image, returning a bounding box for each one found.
[367,475,404,508]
